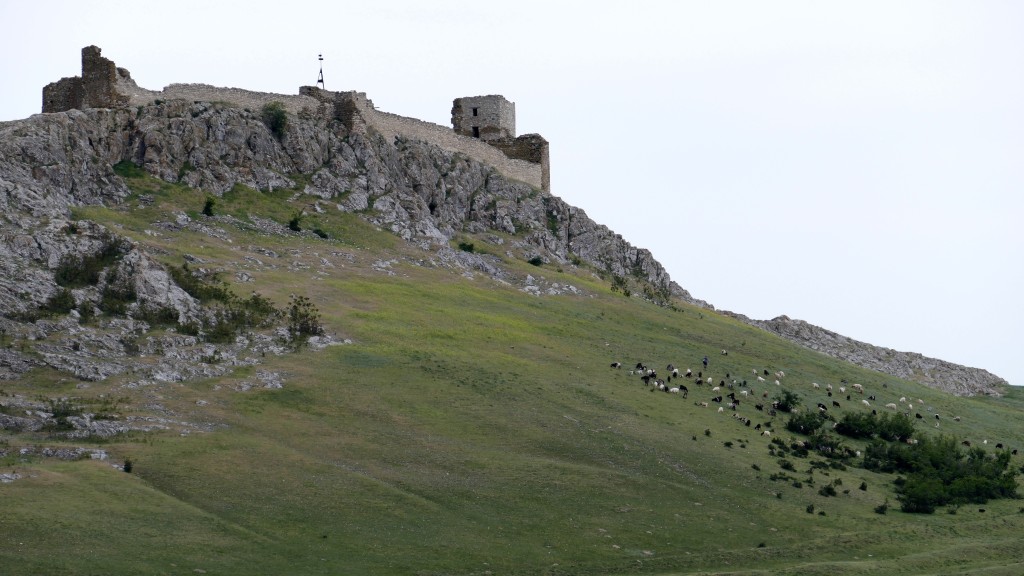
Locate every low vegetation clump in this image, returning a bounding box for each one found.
[287,294,323,343]
[112,160,146,179]
[261,101,288,140]
[772,389,802,413]
[836,411,915,442]
[54,235,130,288]
[864,435,1020,513]
[169,263,281,342]
[39,288,76,316]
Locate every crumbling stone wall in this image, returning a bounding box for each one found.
[43,46,549,191]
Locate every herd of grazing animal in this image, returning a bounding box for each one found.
[609,357,1015,454]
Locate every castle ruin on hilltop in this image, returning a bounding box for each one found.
[43,46,549,192]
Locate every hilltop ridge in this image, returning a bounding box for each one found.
[2,45,1007,397]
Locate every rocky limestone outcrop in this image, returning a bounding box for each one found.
[731,313,1008,397]
[0,95,1005,396]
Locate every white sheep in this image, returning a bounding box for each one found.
[757,376,765,383]
[899,397,906,403]
[839,386,846,394]
[669,387,680,394]
[717,406,724,413]
[812,382,820,389]
[707,377,713,384]
[761,430,771,437]
[885,403,898,410]
[712,386,721,392]
[774,380,781,386]
[862,399,870,407]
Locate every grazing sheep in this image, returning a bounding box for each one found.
[852,383,864,393]
[610,362,622,369]
[812,382,820,389]
[685,369,692,378]
[839,386,846,394]
[953,416,961,422]
[915,413,923,419]
[862,400,871,407]
[832,401,841,408]
[721,349,729,356]
[718,406,724,413]
[996,443,1004,449]
[885,403,898,411]
[669,387,680,394]
[761,430,771,437]
[774,380,781,386]
[962,440,972,447]
[899,397,906,403]
[757,376,765,383]
[712,386,721,392]
[935,414,941,420]
[707,377,714,384]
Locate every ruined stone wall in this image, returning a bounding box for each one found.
[42,46,546,191]
[488,134,550,192]
[355,94,543,190]
[42,76,83,113]
[81,46,126,109]
[122,82,321,116]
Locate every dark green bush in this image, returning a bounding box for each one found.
[287,294,323,342]
[288,211,303,232]
[528,256,543,267]
[202,197,216,217]
[261,101,288,140]
[458,241,475,253]
[40,289,76,316]
[112,160,145,179]
[786,411,826,435]
[773,389,802,413]
[169,264,232,303]
[54,236,130,288]
[864,435,1021,514]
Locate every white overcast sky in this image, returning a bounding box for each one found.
[2,1,1021,387]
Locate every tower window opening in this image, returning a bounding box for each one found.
[472,126,480,137]
[472,107,479,116]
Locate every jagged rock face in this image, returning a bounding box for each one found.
[746,315,1008,397]
[0,100,1004,396]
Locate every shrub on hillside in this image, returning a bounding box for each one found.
[287,294,324,343]
[54,235,130,288]
[772,389,802,413]
[786,411,826,435]
[864,435,1020,513]
[261,101,288,140]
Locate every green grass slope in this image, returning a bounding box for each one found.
[2,174,1023,575]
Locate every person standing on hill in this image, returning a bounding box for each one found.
[702,355,709,370]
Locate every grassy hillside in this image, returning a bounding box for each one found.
[2,173,1023,575]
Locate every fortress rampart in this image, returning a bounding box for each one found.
[43,46,549,192]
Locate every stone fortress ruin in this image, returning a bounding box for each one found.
[43,46,550,192]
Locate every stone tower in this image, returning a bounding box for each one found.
[451,95,515,141]
[43,45,127,113]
